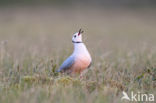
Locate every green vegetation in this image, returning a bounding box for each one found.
[0,7,156,103]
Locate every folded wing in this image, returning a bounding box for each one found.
[57,56,75,72]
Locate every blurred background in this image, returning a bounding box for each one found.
[0,0,156,7]
[0,0,156,60]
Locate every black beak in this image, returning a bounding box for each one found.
[79,29,84,34]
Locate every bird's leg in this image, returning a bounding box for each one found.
[79,69,88,80]
[79,73,83,80]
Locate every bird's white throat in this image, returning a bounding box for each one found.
[73,43,91,60]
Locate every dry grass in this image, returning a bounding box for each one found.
[0,7,156,103]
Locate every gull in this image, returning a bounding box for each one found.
[57,29,92,75]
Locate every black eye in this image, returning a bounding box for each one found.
[74,35,76,38]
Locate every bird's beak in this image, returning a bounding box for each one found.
[78,29,84,36]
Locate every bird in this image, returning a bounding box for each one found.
[57,29,92,75]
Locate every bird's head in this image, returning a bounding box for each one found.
[72,29,84,43]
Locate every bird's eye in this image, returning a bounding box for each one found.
[74,35,76,38]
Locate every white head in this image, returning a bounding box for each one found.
[72,29,84,43]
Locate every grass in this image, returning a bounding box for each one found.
[0,7,156,103]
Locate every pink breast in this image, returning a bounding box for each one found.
[71,57,90,74]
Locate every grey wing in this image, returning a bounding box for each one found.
[57,56,75,72]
